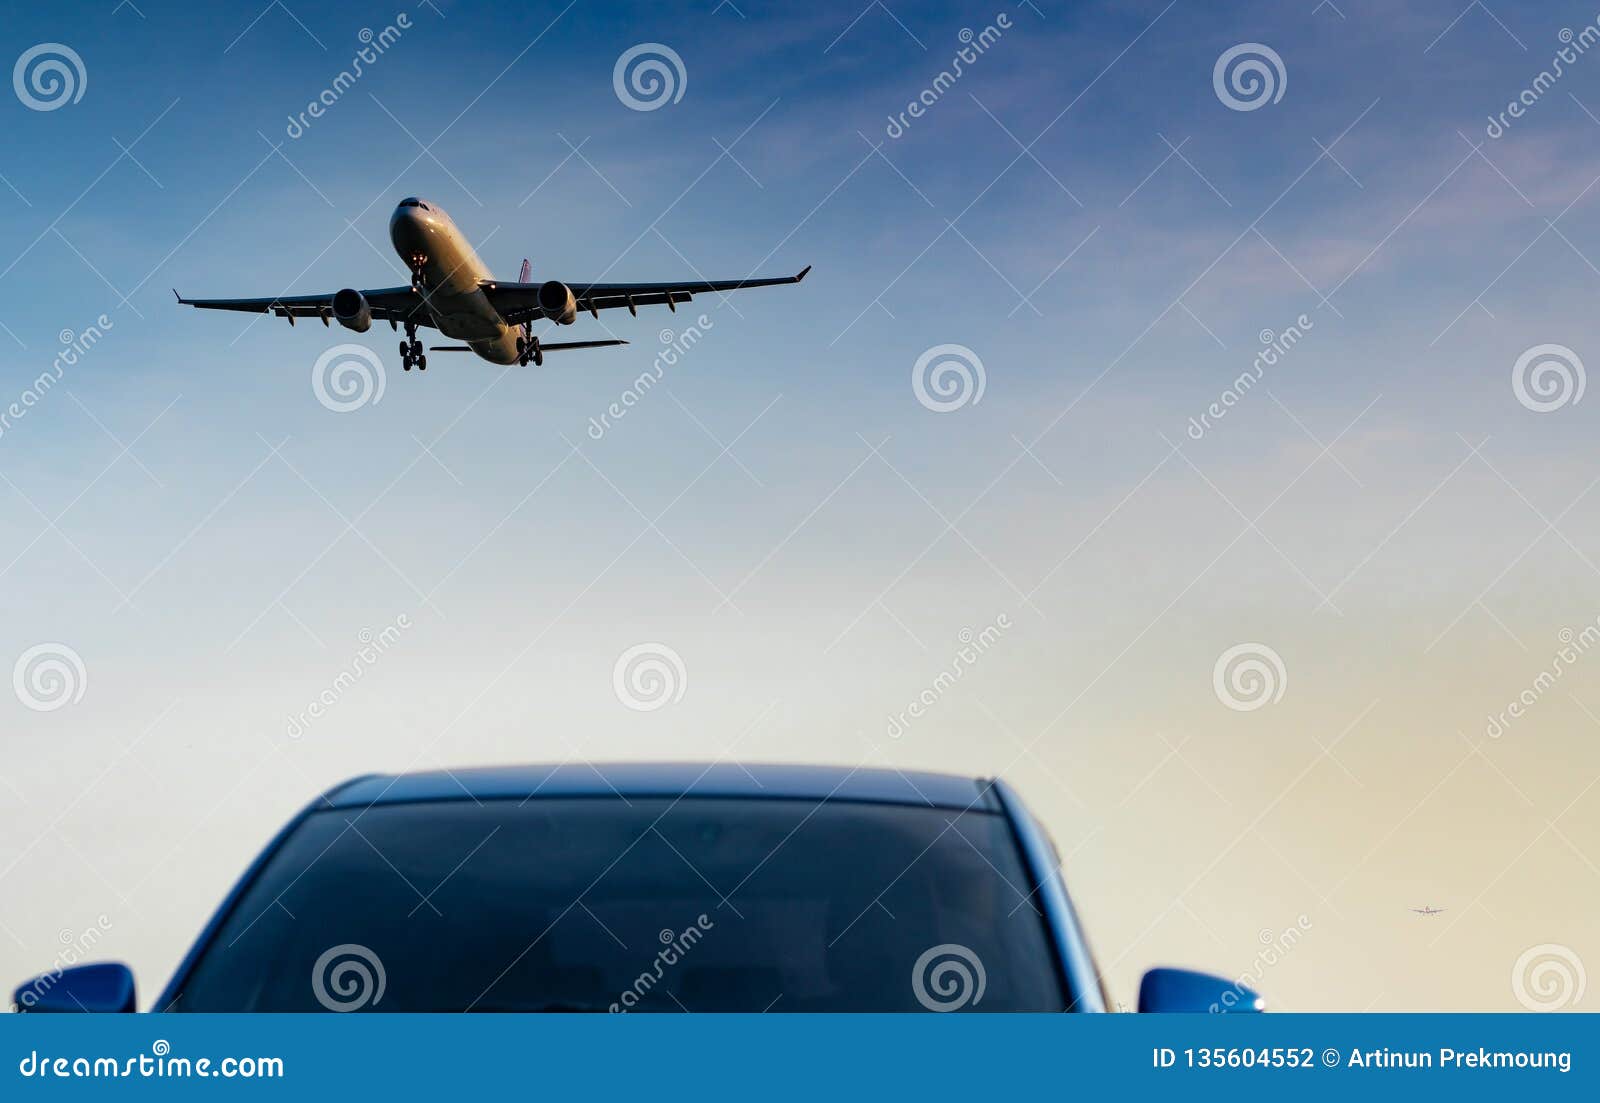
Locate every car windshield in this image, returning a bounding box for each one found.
[171,797,1065,1012]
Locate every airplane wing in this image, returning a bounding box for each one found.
[172,286,429,326]
[485,265,810,324]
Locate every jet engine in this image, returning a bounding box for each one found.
[537,280,578,325]
[331,288,372,333]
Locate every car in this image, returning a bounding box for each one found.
[13,763,1262,1013]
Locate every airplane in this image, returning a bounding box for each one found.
[1409,906,1446,916]
[175,197,810,371]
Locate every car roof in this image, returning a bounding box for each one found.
[323,763,999,812]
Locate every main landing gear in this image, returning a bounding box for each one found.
[400,322,426,371]
[516,333,543,367]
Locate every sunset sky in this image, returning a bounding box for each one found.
[1,0,1597,1012]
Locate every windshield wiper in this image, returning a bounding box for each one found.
[464,1001,610,1013]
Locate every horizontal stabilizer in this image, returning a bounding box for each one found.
[540,339,629,351]
[429,340,628,354]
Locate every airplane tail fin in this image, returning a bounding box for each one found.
[518,258,532,339]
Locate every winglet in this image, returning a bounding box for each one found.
[172,288,184,303]
[795,264,811,282]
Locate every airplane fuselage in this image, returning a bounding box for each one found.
[388,198,522,364]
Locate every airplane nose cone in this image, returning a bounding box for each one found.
[389,205,424,253]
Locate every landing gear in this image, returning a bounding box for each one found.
[517,333,543,367]
[400,323,426,371]
[407,255,427,295]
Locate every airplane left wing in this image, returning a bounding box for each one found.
[485,265,810,324]
[173,286,428,326]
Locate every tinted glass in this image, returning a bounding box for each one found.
[172,797,1064,1012]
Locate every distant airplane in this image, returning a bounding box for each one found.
[1410,906,1446,916]
[176,197,809,371]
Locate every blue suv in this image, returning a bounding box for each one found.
[14,764,1261,1013]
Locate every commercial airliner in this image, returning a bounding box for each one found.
[175,197,809,371]
[1409,906,1446,916]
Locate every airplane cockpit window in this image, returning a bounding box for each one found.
[399,198,430,210]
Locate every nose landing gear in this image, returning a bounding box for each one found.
[399,322,426,371]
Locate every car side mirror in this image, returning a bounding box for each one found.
[13,962,136,1013]
[1138,966,1262,1013]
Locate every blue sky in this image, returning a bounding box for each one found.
[2,0,1599,1012]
